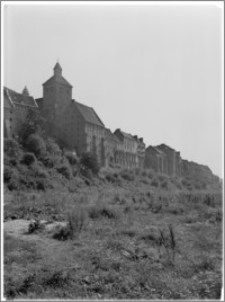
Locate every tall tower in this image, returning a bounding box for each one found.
[42,62,73,138]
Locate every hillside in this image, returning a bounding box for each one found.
[3,135,223,300]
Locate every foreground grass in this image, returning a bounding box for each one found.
[4,182,223,300]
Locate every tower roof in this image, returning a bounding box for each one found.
[54,62,62,71]
[43,62,73,87]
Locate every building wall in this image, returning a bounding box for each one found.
[104,136,117,167]
[4,104,32,138]
[136,140,145,168]
[157,145,176,176]
[114,130,137,168]
[145,147,162,172]
[42,82,72,139]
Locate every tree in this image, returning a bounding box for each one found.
[25,134,47,159]
[79,152,100,176]
[19,108,47,144]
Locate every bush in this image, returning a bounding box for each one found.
[161,180,168,189]
[88,203,120,220]
[36,178,47,190]
[57,163,72,179]
[4,138,22,159]
[141,170,147,177]
[120,170,134,181]
[147,170,154,179]
[80,152,100,176]
[65,151,78,166]
[22,152,36,166]
[45,138,61,156]
[7,169,20,190]
[4,166,12,182]
[31,164,49,178]
[67,206,87,236]
[25,134,46,158]
[42,156,55,168]
[151,178,159,187]
[53,206,87,240]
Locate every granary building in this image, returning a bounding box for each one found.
[36,62,106,166]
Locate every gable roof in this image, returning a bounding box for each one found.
[43,75,73,88]
[73,100,104,127]
[114,129,135,141]
[157,144,175,151]
[146,145,166,156]
[105,128,121,142]
[4,87,38,108]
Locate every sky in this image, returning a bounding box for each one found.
[2,1,224,177]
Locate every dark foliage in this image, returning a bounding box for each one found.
[79,152,100,176]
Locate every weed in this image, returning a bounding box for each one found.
[88,203,120,220]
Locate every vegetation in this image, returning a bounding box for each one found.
[3,124,223,299]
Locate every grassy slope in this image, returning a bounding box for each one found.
[4,171,223,300]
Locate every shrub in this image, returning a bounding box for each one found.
[79,152,100,175]
[8,170,20,190]
[36,178,47,190]
[4,166,12,182]
[53,206,87,240]
[120,170,134,181]
[82,168,93,180]
[147,169,155,179]
[151,178,159,187]
[65,151,78,166]
[88,203,120,220]
[141,170,147,177]
[67,206,87,236]
[105,173,116,183]
[45,137,61,156]
[141,178,149,184]
[4,138,22,159]
[22,152,36,166]
[35,166,49,179]
[42,156,55,168]
[57,163,72,179]
[158,174,166,182]
[25,134,46,158]
[161,180,168,189]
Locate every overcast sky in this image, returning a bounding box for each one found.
[3,2,223,177]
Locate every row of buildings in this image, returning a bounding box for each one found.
[3,62,215,179]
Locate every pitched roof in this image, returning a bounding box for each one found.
[105,128,121,142]
[73,100,104,127]
[114,129,135,140]
[43,75,73,87]
[146,145,166,156]
[4,87,38,108]
[157,144,175,151]
[54,62,62,71]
